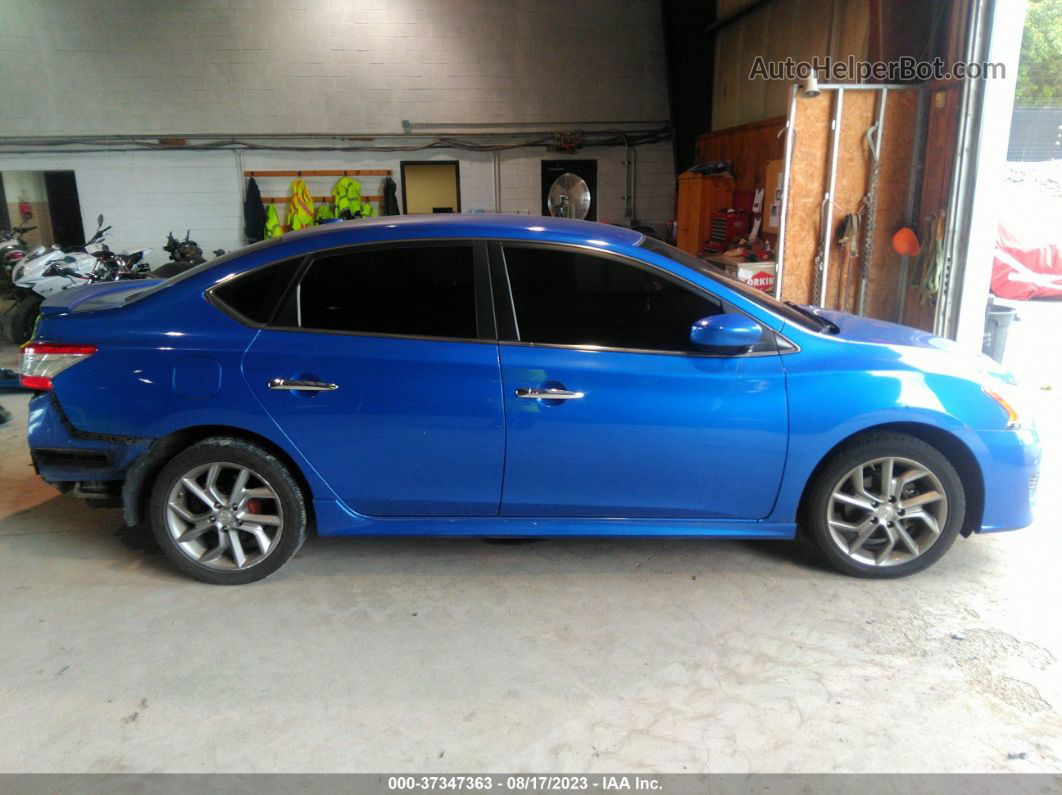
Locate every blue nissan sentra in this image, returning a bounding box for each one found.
[22,215,1040,584]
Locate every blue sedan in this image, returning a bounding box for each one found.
[22,215,1040,584]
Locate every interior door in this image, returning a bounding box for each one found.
[400,161,460,214]
[240,242,505,517]
[494,244,789,519]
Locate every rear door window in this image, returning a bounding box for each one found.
[288,244,478,339]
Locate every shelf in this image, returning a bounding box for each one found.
[244,169,392,178]
[262,195,383,203]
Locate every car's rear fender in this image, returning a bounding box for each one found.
[30,289,344,523]
[119,424,324,529]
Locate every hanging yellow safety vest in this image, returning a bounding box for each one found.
[332,177,362,215]
[286,178,314,231]
[358,201,377,217]
[264,204,282,238]
[314,204,334,223]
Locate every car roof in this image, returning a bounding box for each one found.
[277,213,645,249]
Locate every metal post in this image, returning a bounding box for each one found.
[492,151,501,213]
[817,86,844,307]
[773,84,799,299]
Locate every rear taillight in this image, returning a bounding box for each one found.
[20,343,97,390]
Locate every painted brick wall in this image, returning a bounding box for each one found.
[0,0,675,254]
[0,143,673,257]
[0,0,668,135]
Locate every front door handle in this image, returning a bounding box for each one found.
[268,378,338,392]
[515,387,584,400]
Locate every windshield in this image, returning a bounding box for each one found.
[126,237,282,302]
[637,237,825,332]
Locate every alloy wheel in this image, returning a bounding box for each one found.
[165,461,284,570]
[826,455,948,567]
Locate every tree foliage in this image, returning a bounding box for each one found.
[1018,0,1062,101]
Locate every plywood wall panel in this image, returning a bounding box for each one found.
[780,94,832,304]
[826,90,876,312]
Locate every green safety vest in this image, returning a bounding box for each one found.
[264,204,282,238]
[332,176,362,215]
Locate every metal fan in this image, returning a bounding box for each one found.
[547,173,591,220]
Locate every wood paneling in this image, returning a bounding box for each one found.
[711,0,864,127]
[780,87,921,320]
[826,90,876,312]
[676,173,735,255]
[694,116,786,191]
[261,195,383,204]
[780,94,831,304]
[243,170,392,177]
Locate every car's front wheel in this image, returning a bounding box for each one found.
[149,437,307,585]
[805,432,965,578]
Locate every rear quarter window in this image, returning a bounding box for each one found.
[210,257,304,325]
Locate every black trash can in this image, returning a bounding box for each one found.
[983,300,1017,363]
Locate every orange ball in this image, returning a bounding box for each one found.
[892,226,921,257]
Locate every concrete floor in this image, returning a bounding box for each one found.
[1,314,1061,774]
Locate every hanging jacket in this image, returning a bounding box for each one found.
[314,204,335,223]
[358,201,377,218]
[332,177,362,216]
[286,178,315,231]
[382,176,400,215]
[244,177,267,243]
[264,204,282,238]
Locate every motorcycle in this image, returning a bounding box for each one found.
[0,224,37,296]
[1,224,36,267]
[152,230,224,278]
[9,216,112,288]
[8,215,151,344]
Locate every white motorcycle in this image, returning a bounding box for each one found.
[8,215,151,344]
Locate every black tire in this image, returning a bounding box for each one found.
[10,293,43,345]
[804,432,965,578]
[149,437,307,585]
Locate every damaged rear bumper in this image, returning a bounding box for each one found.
[27,392,151,496]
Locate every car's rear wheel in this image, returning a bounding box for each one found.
[805,432,965,578]
[149,437,306,585]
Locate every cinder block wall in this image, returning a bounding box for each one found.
[0,0,674,254]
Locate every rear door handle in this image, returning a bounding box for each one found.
[268,378,338,392]
[515,387,584,400]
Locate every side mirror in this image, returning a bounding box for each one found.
[690,313,762,354]
[97,214,104,227]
